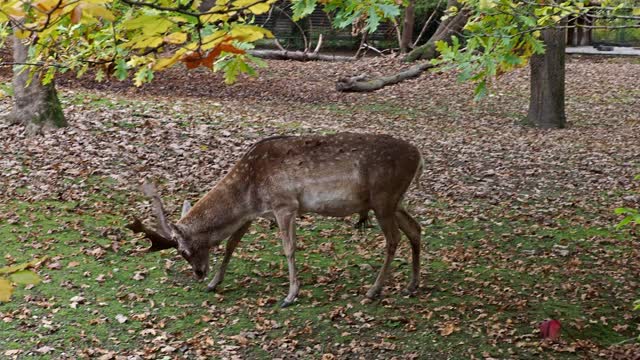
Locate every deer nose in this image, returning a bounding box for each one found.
[195,269,205,279]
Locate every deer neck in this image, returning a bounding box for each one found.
[178,172,255,239]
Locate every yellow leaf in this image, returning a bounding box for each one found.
[199,12,230,24]
[128,36,164,49]
[479,0,495,10]
[201,30,229,50]
[248,2,271,14]
[0,278,13,302]
[122,15,173,35]
[33,0,59,12]
[153,53,182,70]
[13,28,29,39]
[231,0,257,7]
[229,24,273,42]
[163,32,187,44]
[82,3,115,21]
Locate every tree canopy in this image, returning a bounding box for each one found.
[434,0,639,96]
[0,0,400,86]
[1,0,638,93]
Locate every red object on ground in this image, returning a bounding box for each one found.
[539,319,562,340]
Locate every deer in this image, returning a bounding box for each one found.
[127,132,423,307]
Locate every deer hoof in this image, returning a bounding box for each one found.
[206,285,217,292]
[365,289,381,300]
[401,287,418,297]
[280,299,295,308]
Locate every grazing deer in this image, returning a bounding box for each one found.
[128,133,423,307]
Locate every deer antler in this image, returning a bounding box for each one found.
[141,181,173,238]
[126,218,177,251]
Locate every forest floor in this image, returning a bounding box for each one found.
[1,55,639,359]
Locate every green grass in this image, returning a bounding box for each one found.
[0,178,638,358]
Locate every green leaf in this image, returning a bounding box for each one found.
[291,0,317,21]
[614,207,636,215]
[365,7,381,33]
[115,58,128,81]
[42,66,56,85]
[95,68,105,82]
[474,80,488,100]
[616,216,633,229]
[377,4,400,18]
[8,270,40,285]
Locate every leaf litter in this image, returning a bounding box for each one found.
[0,55,639,358]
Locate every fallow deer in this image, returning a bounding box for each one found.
[128,132,423,307]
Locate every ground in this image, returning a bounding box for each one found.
[0,55,639,359]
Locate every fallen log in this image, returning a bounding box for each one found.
[248,49,355,62]
[336,62,434,92]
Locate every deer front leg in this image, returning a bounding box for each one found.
[366,211,401,299]
[274,207,299,308]
[207,221,252,292]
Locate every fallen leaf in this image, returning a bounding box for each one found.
[0,279,14,302]
[440,322,458,336]
[36,346,55,354]
[47,262,62,270]
[115,314,128,324]
[539,319,561,340]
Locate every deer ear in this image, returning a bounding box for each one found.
[181,200,192,219]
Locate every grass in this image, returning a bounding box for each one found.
[1,175,637,358]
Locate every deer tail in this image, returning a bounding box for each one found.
[413,152,424,191]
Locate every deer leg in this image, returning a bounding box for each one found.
[396,208,421,295]
[366,210,401,299]
[275,207,299,308]
[206,221,252,292]
[354,211,371,232]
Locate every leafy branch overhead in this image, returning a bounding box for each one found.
[0,0,400,86]
[432,0,640,97]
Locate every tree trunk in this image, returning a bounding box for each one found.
[5,36,66,135]
[400,0,416,53]
[404,0,469,62]
[527,25,566,129]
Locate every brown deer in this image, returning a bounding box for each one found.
[128,133,423,307]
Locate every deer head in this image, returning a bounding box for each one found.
[127,182,210,280]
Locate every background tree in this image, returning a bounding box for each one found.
[0,0,399,134]
[2,0,638,133]
[339,0,638,129]
[5,35,66,135]
[400,0,416,53]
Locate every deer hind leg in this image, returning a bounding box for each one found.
[354,210,371,231]
[207,221,252,292]
[396,208,421,295]
[366,209,401,299]
[274,207,299,308]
